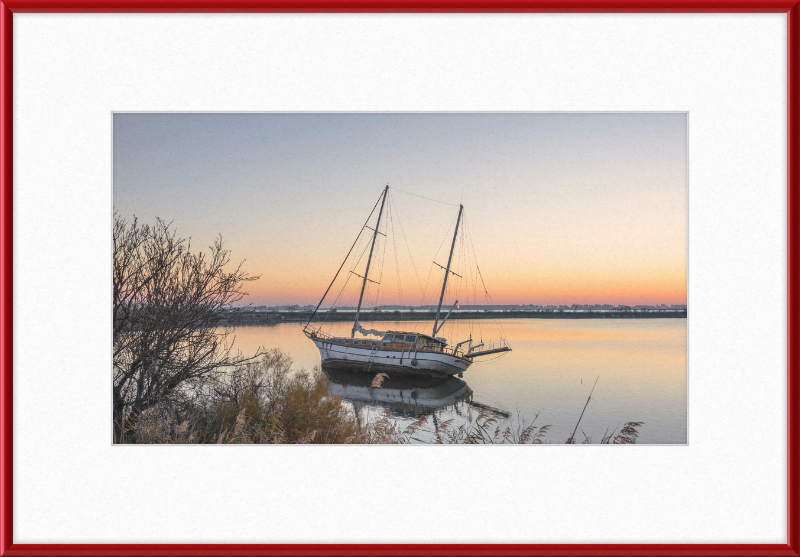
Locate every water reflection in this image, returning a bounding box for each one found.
[228,319,688,443]
[323,368,510,421]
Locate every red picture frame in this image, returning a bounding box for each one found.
[1,3,797,556]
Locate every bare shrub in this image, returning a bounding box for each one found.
[113,213,261,442]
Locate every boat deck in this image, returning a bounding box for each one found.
[304,326,469,358]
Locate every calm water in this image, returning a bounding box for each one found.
[229,319,687,444]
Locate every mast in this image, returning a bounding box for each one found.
[304,191,384,330]
[352,185,389,337]
[433,204,463,337]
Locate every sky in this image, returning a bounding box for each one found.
[113,113,687,307]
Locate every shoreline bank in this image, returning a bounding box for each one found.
[222,309,687,325]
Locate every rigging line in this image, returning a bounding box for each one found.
[332,274,356,313]
[467,216,481,339]
[462,213,477,322]
[460,219,468,337]
[305,191,384,327]
[460,214,472,337]
[321,270,354,331]
[475,262,509,342]
[470,352,510,365]
[450,260,463,342]
[432,212,459,270]
[387,195,399,310]
[342,286,360,315]
[448,222,464,342]
[421,212,458,306]
[324,263,359,331]
[469,222,479,307]
[459,216,467,291]
[390,186,461,207]
[458,214,472,338]
[457,216,466,301]
[363,214,383,325]
[326,230,376,332]
[333,241,375,328]
[389,191,425,300]
[390,202,405,313]
[388,195,405,309]
[344,233,377,317]
[465,210,503,341]
[427,211,459,308]
[350,231,374,274]
[323,214,378,331]
[367,206,390,326]
[465,230,493,336]
[363,233,383,326]
[427,272,444,313]
[464,213,476,306]
[490,294,510,342]
[464,214,492,340]
[463,210,487,295]
[369,239,386,325]
[421,262,435,307]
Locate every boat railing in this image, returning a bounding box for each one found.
[418,344,466,358]
[484,338,509,351]
[307,325,499,358]
[468,338,509,353]
[303,325,335,341]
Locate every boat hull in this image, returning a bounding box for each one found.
[311,338,471,378]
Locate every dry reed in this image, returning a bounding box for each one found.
[118,354,644,445]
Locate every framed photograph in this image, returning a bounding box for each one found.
[1,2,797,556]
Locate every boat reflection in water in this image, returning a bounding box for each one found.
[323,368,510,421]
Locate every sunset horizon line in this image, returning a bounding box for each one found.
[236,301,688,309]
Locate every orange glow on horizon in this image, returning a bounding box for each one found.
[114,114,688,308]
[243,265,687,307]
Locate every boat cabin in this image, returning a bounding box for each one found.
[379,331,447,351]
[323,331,448,352]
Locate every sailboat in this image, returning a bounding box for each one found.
[303,185,511,378]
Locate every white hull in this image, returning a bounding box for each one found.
[311,338,472,376]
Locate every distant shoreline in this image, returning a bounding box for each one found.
[221,309,687,325]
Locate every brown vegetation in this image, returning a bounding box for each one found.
[125,350,361,444]
[122,348,643,445]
